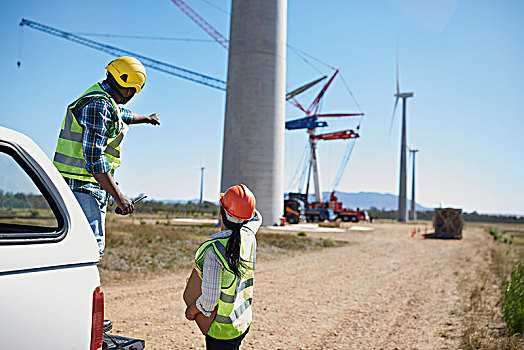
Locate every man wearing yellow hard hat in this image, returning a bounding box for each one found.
[53,56,159,259]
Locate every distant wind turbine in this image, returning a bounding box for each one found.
[389,41,414,222]
[199,158,205,204]
[409,148,419,221]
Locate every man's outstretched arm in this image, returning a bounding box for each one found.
[129,112,160,125]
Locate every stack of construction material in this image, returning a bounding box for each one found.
[433,208,463,239]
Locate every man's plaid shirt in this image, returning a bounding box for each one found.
[65,80,133,203]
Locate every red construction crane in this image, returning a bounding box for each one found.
[169,0,327,102]
[311,129,359,141]
[170,0,229,50]
[286,69,363,204]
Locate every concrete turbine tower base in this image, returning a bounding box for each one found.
[221,0,287,225]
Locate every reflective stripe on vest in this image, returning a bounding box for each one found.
[53,83,127,183]
[195,228,256,340]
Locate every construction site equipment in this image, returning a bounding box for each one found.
[285,68,365,222]
[169,0,326,103]
[18,18,226,91]
[288,193,335,223]
[285,69,363,205]
[322,191,370,222]
[170,0,229,50]
[0,126,145,349]
[433,208,463,239]
[283,197,305,224]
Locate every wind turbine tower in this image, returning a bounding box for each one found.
[221,0,287,225]
[390,45,414,222]
[409,148,419,221]
[199,165,205,204]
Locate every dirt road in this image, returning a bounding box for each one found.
[104,222,491,349]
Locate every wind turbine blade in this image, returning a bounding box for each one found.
[396,37,400,96]
[388,97,399,142]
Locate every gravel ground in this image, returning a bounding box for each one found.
[104,222,492,349]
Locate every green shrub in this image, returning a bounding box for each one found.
[297,232,307,237]
[502,259,524,334]
[322,238,335,247]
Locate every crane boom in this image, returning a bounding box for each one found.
[170,0,229,50]
[19,18,226,91]
[311,129,360,141]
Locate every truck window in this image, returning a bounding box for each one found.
[0,145,64,240]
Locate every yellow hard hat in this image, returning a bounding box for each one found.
[105,56,146,93]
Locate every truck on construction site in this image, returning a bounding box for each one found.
[324,191,371,223]
[0,127,144,349]
[285,191,370,224]
[284,196,306,224]
[286,192,336,223]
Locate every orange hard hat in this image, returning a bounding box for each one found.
[220,184,256,221]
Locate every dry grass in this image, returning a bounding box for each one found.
[459,223,524,349]
[99,214,340,283]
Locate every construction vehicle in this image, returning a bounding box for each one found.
[285,68,364,223]
[0,127,144,349]
[306,207,336,223]
[284,197,306,224]
[325,191,370,222]
[287,193,336,223]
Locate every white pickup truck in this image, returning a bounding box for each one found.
[0,127,144,350]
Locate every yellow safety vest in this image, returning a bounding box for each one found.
[53,83,128,183]
[195,227,256,340]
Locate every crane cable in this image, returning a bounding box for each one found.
[74,32,217,42]
[331,140,357,191]
[297,145,312,194]
[197,0,230,15]
[287,142,310,192]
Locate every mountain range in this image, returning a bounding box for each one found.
[162,191,433,211]
[323,191,433,211]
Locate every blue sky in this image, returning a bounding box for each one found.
[1,0,523,215]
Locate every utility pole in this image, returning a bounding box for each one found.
[409,148,419,221]
[199,166,205,204]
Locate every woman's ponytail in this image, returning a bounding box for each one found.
[220,207,246,277]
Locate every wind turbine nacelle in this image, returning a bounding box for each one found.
[395,92,414,98]
[285,116,328,130]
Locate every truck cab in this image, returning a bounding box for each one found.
[0,127,143,349]
[284,198,305,224]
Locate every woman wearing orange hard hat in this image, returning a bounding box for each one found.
[184,184,262,349]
